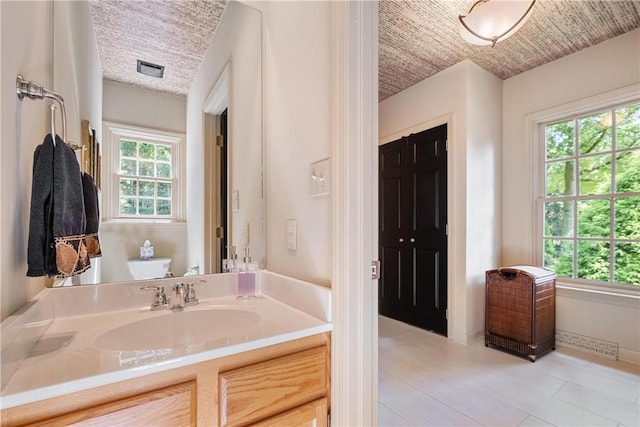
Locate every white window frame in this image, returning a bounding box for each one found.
[102,121,186,222]
[531,85,640,293]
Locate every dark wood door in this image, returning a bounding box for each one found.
[379,124,448,336]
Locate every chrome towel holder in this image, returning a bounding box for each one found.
[16,74,83,151]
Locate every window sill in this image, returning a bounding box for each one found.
[556,281,640,308]
[101,220,186,231]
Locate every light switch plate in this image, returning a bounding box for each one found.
[310,158,331,197]
[232,190,239,212]
[242,222,250,247]
[286,219,297,251]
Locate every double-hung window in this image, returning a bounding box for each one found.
[103,122,185,222]
[540,101,639,287]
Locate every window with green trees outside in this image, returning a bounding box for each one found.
[542,102,639,286]
[118,139,173,217]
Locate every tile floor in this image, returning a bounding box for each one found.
[378,316,640,427]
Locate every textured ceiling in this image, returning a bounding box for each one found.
[89,0,227,96]
[89,1,639,99]
[379,0,640,101]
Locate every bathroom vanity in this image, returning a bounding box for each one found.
[0,272,332,426]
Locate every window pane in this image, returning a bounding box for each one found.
[120,140,137,157]
[139,160,154,177]
[156,163,172,178]
[546,160,575,196]
[578,112,611,154]
[157,145,172,161]
[577,199,610,238]
[119,178,136,196]
[615,150,640,193]
[139,180,155,197]
[615,197,640,239]
[157,199,172,215]
[120,197,136,215]
[139,143,154,160]
[120,159,136,175]
[577,240,610,282]
[615,104,640,149]
[546,121,574,160]
[157,182,172,198]
[579,154,611,195]
[138,198,154,215]
[544,201,574,237]
[543,239,573,278]
[615,242,640,285]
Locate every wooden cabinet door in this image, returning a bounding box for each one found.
[249,398,327,427]
[219,346,328,426]
[27,381,196,427]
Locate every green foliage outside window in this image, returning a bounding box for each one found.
[118,139,173,217]
[543,103,640,286]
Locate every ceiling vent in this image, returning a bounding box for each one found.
[137,60,164,78]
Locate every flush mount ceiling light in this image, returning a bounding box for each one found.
[459,0,536,47]
[137,60,165,78]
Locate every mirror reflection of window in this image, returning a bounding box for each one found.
[118,139,174,217]
[103,121,185,223]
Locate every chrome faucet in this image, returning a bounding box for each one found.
[184,279,205,306]
[171,282,186,311]
[140,285,169,311]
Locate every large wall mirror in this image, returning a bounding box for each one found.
[65,0,263,284]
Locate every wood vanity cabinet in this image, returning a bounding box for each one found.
[1,333,330,427]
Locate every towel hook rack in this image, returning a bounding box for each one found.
[16,74,67,144]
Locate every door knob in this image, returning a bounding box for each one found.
[399,238,404,242]
[410,238,415,243]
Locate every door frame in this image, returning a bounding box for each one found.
[331,1,379,425]
[203,64,230,274]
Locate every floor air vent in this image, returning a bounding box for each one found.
[556,330,618,359]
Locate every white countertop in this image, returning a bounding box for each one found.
[0,272,332,409]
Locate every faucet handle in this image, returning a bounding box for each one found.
[140,285,169,311]
[184,279,205,306]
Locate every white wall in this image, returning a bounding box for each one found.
[101,80,188,281]
[1,1,103,320]
[465,63,503,336]
[503,29,640,362]
[379,60,503,343]
[103,80,186,134]
[262,1,333,286]
[53,1,102,147]
[0,1,52,320]
[186,1,262,274]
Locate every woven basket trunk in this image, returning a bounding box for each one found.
[485,268,555,362]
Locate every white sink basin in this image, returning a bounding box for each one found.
[94,308,261,351]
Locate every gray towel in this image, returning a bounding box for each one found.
[27,134,90,278]
[82,172,101,258]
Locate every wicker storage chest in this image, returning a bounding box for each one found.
[485,266,556,362]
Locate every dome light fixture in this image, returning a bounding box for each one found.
[459,0,536,47]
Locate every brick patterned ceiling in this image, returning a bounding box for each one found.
[379,0,640,101]
[89,1,639,99]
[89,0,227,96]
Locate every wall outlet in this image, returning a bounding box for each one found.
[310,158,331,197]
